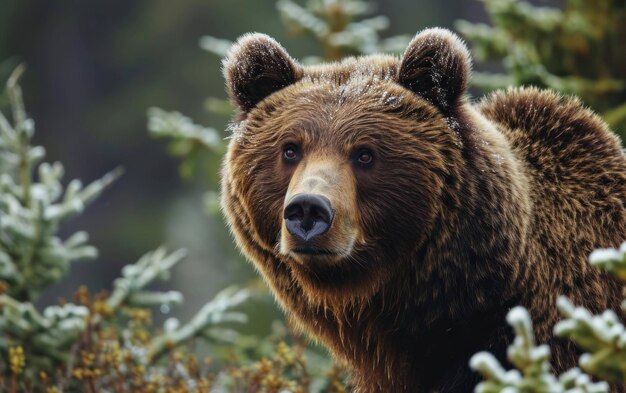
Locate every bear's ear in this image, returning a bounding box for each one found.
[397,28,471,112]
[223,33,301,112]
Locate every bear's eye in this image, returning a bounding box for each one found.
[355,148,374,166]
[283,144,299,161]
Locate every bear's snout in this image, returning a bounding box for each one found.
[279,155,360,260]
[284,194,334,243]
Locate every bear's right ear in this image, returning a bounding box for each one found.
[223,33,302,113]
[397,28,471,112]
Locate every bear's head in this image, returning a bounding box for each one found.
[221,29,472,304]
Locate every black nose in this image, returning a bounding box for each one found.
[284,194,334,241]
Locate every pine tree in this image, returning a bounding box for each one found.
[0,67,255,391]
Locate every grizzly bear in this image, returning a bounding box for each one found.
[220,28,626,392]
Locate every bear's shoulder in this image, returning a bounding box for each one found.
[477,87,623,155]
[476,87,626,218]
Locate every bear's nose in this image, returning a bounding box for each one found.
[284,194,334,242]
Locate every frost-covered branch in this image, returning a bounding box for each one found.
[0,294,88,363]
[554,243,626,383]
[277,0,410,61]
[0,67,121,302]
[147,286,252,362]
[555,296,626,383]
[107,247,188,310]
[588,242,626,281]
[147,107,221,151]
[146,107,223,179]
[471,306,608,392]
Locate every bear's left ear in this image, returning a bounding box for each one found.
[223,33,302,113]
[397,28,471,112]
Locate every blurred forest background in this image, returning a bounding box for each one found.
[1,0,626,390]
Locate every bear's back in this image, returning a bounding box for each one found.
[478,87,626,331]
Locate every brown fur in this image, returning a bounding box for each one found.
[220,28,626,392]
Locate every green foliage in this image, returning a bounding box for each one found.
[147,107,224,180]
[276,0,411,62]
[587,242,626,281]
[0,65,118,303]
[456,0,626,136]
[472,243,626,392]
[555,243,626,384]
[556,296,626,384]
[214,328,351,393]
[471,307,608,393]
